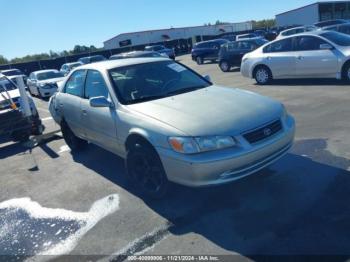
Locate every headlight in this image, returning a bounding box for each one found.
[38,83,46,87]
[168,136,236,154]
[168,137,199,154]
[195,136,236,152]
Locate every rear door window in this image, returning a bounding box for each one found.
[263,38,293,53]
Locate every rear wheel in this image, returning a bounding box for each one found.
[219,60,231,72]
[196,56,203,65]
[61,121,87,151]
[342,63,350,83]
[254,66,272,85]
[126,142,169,199]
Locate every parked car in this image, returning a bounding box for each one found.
[78,55,106,65]
[241,31,350,85]
[144,45,175,59]
[254,30,267,38]
[191,39,229,65]
[49,58,295,198]
[322,23,350,35]
[314,19,348,28]
[109,51,165,60]
[1,69,27,86]
[218,38,268,72]
[276,26,317,39]
[0,74,42,141]
[264,30,278,41]
[27,70,65,98]
[60,62,83,76]
[236,33,260,40]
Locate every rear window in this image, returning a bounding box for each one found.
[320,31,350,46]
[0,76,17,92]
[263,38,293,53]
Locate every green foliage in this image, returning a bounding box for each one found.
[252,19,276,29]
[0,55,8,65]
[0,45,100,65]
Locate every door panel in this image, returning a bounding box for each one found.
[294,36,338,77]
[263,37,296,78]
[264,52,297,78]
[81,70,118,152]
[295,50,338,77]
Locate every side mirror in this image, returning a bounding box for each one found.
[203,75,212,82]
[320,43,333,50]
[89,96,113,108]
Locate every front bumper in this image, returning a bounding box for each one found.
[157,115,295,187]
[39,87,57,98]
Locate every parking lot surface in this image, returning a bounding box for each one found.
[1,54,350,260]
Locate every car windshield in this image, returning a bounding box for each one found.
[2,69,22,76]
[69,63,82,69]
[109,61,211,104]
[321,31,350,46]
[90,56,106,62]
[0,76,17,92]
[37,71,64,80]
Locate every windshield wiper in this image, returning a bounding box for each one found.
[128,94,166,104]
[165,85,207,96]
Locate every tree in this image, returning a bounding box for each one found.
[0,55,8,65]
[252,19,276,29]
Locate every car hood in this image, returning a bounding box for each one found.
[127,86,283,136]
[0,89,20,102]
[38,77,65,85]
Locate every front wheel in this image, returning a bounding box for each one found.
[342,63,350,83]
[126,142,169,199]
[219,61,231,72]
[254,66,272,85]
[196,56,203,65]
[61,121,87,152]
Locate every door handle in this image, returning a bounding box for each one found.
[297,56,304,60]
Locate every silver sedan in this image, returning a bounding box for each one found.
[49,58,295,198]
[241,31,350,84]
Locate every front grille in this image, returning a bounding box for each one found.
[243,120,282,144]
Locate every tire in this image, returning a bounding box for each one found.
[254,66,272,85]
[11,131,30,142]
[37,87,42,98]
[219,60,231,72]
[342,63,350,83]
[126,142,169,199]
[196,56,204,65]
[61,121,87,151]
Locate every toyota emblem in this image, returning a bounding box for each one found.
[263,128,272,136]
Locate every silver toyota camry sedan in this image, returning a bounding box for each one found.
[241,31,350,84]
[49,58,295,198]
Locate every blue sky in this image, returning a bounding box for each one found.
[1,0,318,59]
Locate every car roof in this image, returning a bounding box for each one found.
[32,69,59,74]
[1,69,20,73]
[76,57,171,71]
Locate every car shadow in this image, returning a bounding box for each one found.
[264,78,347,86]
[71,139,350,259]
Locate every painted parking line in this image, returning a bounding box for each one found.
[0,194,119,259]
[37,107,49,113]
[41,117,53,121]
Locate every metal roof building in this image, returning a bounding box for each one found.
[103,22,252,50]
[276,1,350,27]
